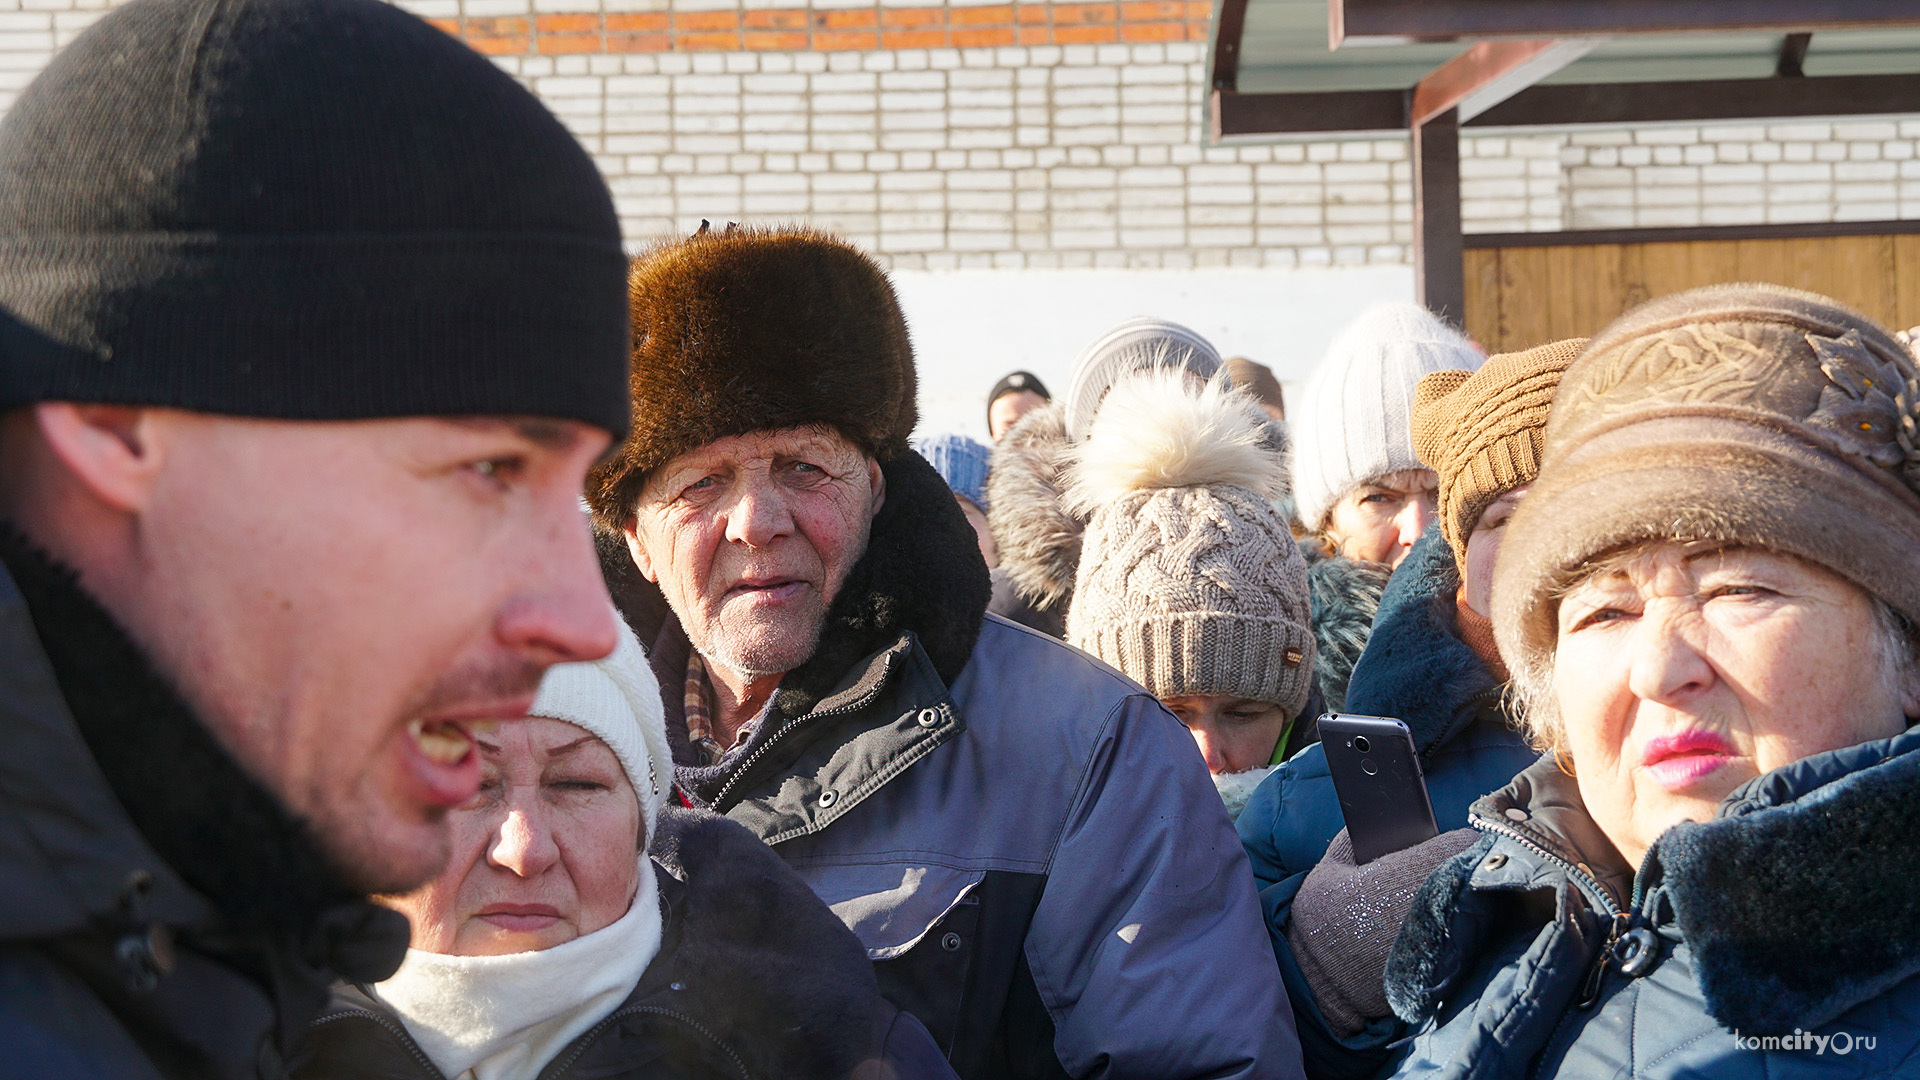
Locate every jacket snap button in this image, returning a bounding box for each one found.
[941,932,962,952]
[818,789,838,808]
[1504,808,1529,822]
[916,708,940,727]
[1613,927,1659,977]
[1481,853,1508,871]
[670,982,687,991]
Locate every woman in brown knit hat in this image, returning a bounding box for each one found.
[1382,284,1920,1080]
[1236,338,1581,1079]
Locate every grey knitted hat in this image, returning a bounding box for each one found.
[1064,371,1315,714]
[1063,317,1224,443]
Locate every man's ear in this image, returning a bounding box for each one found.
[868,456,885,515]
[620,518,659,583]
[33,403,164,513]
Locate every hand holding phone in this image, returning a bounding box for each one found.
[1319,713,1439,864]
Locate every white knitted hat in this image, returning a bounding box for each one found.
[527,612,672,843]
[1064,371,1315,715]
[1290,303,1483,531]
[1063,317,1224,444]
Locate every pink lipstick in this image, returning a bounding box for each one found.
[1640,729,1736,790]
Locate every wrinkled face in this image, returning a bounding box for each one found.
[130,415,617,894]
[1161,693,1290,774]
[1461,484,1530,618]
[957,495,997,569]
[1553,543,1917,870]
[625,426,884,678]
[1324,469,1437,569]
[383,718,641,956]
[989,390,1046,441]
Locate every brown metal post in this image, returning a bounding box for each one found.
[1413,109,1465,326]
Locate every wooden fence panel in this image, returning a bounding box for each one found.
[1463,231,1919,353]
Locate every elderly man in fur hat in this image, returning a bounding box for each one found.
[590,226,1301,1080]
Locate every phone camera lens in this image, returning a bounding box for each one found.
[1353,735,1370,753]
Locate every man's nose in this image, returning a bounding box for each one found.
[496,500,620,665]
[724,474,796,548]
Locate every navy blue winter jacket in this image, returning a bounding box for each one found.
[1237,530,1541,1076]
[1385,727,1920,1079]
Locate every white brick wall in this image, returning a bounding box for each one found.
[2,0,1919,269]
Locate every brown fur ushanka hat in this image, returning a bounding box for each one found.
[587,225,917,526]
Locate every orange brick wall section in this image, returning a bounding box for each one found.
[429,2,1213,55]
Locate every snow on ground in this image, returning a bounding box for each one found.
[894,265,1415,442]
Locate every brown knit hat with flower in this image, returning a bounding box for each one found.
[1492,283,1920,674]
[585,225,916,527]
[1411,338,1586,567]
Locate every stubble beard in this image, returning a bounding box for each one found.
[692,590,830,678]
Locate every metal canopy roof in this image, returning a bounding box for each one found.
[1203,0,1920,336]
[1212,1,1920,138]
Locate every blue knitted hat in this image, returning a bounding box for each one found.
[913,433,992,511]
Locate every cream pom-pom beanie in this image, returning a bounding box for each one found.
[1064,371,1315,716]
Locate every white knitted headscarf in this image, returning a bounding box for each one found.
[1290,303,1483,531]
[376,614,673,1080]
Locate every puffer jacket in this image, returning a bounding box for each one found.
[605,451,1302,1080]
[1386,729,1920,1080]
[291,810,953,1080]
[1238,530,1540,1076]
[0,530,409,1078]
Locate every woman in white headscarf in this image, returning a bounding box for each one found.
[291,615,952,1080]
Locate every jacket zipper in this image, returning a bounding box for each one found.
[535,1002,754,1080]
[306,1006,450,1079]
[709,659,898,811]
[1469,816,1630,1010]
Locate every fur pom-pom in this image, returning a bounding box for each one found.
[1063,370,1285,514]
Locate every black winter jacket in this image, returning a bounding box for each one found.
[291,810,953,1080]
[0,532,409,1079]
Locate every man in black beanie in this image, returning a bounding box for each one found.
[0,0,630,1073]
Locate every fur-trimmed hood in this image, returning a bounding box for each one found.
[1344,528,1502,756]
[986,401,1081,609]
[1299,539,1389,713]
[1389,726,1920,1041]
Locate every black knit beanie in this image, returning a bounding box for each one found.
[0,0,631,435]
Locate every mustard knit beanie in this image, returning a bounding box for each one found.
[1063,371,1315,715]
[1410,338,1586,568]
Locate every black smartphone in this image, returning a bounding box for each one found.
[1320,713,1439,864]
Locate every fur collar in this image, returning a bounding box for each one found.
[1660,726,1920,1033]
[604,448,991,747]
[1388,729,1920,1033]
[0,528,409,984]
[1344,528,1500,756]
[985,402,1081,608]
[1298,538,1389,713]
